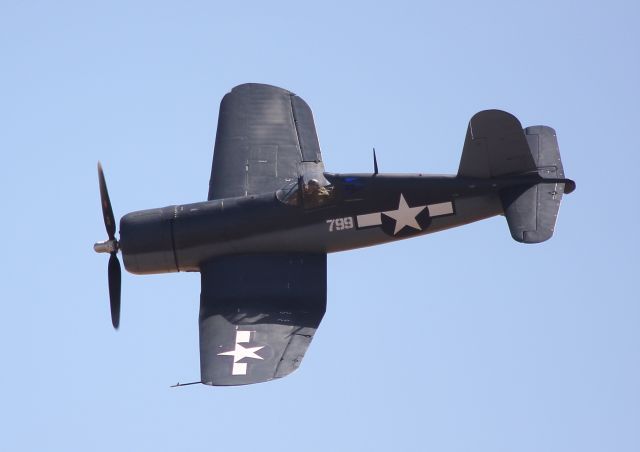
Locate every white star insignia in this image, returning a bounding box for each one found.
[383,194,426,235]
[218,331,265,375]
[218,342,265,362]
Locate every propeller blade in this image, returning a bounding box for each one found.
[108,253,122,329]
[98,162,116,240]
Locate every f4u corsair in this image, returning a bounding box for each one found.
[95,83,575,386]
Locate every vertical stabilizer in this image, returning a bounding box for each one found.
[458,110,537,178]
[458,110,573,243]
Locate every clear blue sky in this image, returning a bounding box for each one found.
[2,1,638,451]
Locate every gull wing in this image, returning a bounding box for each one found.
[198,253,326,386]
[208,83,324,200]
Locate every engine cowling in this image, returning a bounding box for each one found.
[119,207,177,275]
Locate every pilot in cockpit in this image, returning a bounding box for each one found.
[303,178,331,199]
[277,178,335,208]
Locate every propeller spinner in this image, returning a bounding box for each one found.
[94,162,122,329]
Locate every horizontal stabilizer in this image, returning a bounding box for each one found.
[501,126,570,243]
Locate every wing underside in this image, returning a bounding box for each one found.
[208,83,325,200]
[199,253,326,386]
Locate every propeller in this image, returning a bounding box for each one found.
[94,162,121,329]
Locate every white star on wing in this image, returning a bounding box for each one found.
[218,343,265,362]
[383,194,426,235]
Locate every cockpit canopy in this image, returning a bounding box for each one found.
[276,177,335,208]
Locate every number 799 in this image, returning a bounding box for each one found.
[327,217,354,232]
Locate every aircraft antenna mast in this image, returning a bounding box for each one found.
[373,148,379,175]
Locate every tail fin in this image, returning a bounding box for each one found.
[459,110,575,244]
[458,110,537,178]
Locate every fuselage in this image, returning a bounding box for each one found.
[118,173,532,275]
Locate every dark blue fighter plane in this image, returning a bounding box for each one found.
[94,83,575,386]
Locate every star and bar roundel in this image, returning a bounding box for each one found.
[217,330,266,376]
[356,194,455,237]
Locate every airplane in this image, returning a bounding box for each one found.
[94,83,576,386]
